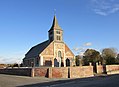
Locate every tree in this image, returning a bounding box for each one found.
[0,64,7,68]
[75,55,83,66]
[115,54,119,64]
[75,55,80,66]
[83,49,102,65]
[101,48,118,65]
[13,63,19,67]
[20,63,23,67]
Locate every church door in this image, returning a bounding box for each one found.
[66,58,70,67]
[54,58,59,67]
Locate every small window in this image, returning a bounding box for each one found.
[58,51,62,57]
[59,36,61,40]
[56,36,58,40]
[57,36,61,40]
[56,31,60,34]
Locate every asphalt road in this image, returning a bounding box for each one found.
[0,74,119,87]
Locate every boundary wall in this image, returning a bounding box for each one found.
[0,66,93,78]
[97,64,119,75]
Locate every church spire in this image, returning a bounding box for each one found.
[48,15,63,42]
[49,15,62,31]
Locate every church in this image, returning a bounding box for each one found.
[23,15,75,67]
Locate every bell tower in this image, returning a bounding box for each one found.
[48,15,63,42]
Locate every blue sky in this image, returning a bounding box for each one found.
[0,0,119,64]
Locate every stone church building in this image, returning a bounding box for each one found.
[23,15,75,67]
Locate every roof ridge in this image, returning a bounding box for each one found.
[34,40,49,47]
[25,40,50,58]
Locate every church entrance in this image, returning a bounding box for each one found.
[58,51,62,67]
[54,58,59,67]
[66,58,70,67]
[54,51,63,67]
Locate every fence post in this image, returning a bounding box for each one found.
[89,62,92,66]
[31,68,34,77]
[48,67,52,78]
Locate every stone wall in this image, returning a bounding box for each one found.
[0,68,32,76]
[70,66,94,78]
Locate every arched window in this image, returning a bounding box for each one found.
[56,31,60,34]
[58,51,61,58]
[57,36,61,40]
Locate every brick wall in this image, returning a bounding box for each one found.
[0,68,32,76]
[33,67,93,78]
[34,67,49,77]
[106,65,119,72]
[0,66,94,78]
[70,66,93,78]
[97,65,119,74]
[49,67,68,78]
[97,65,104,74]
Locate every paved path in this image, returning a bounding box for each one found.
[0,74,119,87]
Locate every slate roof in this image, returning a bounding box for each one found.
[25,40,50,59]
[24,15,62,59]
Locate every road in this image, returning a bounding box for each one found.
[0,74,119,87]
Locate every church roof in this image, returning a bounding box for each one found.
[25,40,50,59]
[24,16,63,59]
[49,15,62,31]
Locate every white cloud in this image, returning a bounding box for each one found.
[83,42,92,46]
[0,51,25,64]
[0,57,22,64]
[91,0,119,16]
[0,57,6,64]
[78,48,86,52]
[93,9,108,16]
[73,47,79,51]
[78,52,84,56]
[73,42,92,55]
